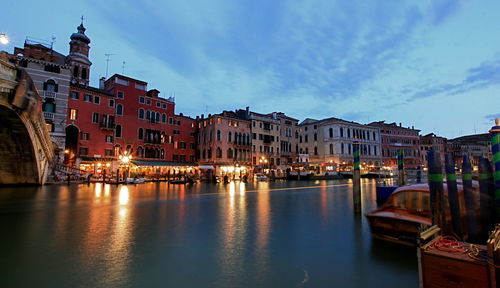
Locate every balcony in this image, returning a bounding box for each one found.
[43,112,54,120]
[43,91,56,99]
[99,122,115,130]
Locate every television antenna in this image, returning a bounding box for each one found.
[104,53,115,77]
[122,61,126,74]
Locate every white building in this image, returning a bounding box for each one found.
[299,117,382,172]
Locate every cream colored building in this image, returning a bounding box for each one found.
[299,117,382,173]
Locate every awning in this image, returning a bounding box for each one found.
[131,160,197,167]
[198,165,214,169]
[80,157,115,162]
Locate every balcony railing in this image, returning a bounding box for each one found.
[99,122,116,130]
[44,91,56,98]
[43,112,54,120]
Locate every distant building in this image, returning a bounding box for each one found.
[447,133,491,170]
[299,117,382,173]
[419,133,447,168]
[368,121,421,169]
[196,111,252,178]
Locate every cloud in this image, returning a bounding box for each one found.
[408,58,500,101]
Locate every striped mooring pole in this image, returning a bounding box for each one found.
[445,153,462,238]
[397,149,405,186]
[428,150,446,230]
[478,157,495,240]
[462,155,478,241]
[489,118,500,223]
[353,140,361,213]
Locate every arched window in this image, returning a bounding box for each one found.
[137,146,144,158]
[44,79,58,92]
[329,128,333,138]
[139,108,144,119]
[155,112,160,123]
[330,143,334,154]
[162,113,166,123]
[228,132,232,142]
[347,129,351,138]
[216,147,222,158]
[217,130,221,141]
[114,145,121,156]
[116,104,123,115]
[341,143,345,154]
[115,125,122,138]
[340,127,344,137]
[314,133,317,141]
[161,149,165,159]
[227,148,233,159]
[146,111,151,120]
[138,128,143,140]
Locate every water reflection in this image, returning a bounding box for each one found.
[0,180,418,288]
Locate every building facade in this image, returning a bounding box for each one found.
[196,111,252,178]
[368,121,421,169]
[12,40,73,163]
[447,133,491,170]
[419,133,447,168]
[299,117,382,173]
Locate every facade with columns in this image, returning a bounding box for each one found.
[299,117,382,173]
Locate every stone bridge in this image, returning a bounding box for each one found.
[0,59,54,185]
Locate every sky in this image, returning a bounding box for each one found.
[2,0,500,138]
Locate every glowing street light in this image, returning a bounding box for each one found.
[0,34,9,45]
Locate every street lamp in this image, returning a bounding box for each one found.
[119,151,132,179]
[0,34,9,45]
[259,156,268,173]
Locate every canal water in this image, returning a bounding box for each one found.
[0,180,417,288]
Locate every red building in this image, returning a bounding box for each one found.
[66,83,116,174]
[368,121,421,169]
[172,113,197,163]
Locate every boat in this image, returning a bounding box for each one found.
[366,183,474,246]
[126,177,145,184]
[254,173,269,181]
[286,171,313,180]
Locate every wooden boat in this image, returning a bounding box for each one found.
[366,183,474,246]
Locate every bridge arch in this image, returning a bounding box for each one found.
[0,106,41,184]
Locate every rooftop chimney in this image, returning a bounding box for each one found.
[399,122,402,127]
[99,77,105,89]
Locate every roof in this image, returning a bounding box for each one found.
[105,73,148,85]
[131,160,196,167]
[368,121,421,132]
[70,83,114,96]
[449,133,489,143]
[299,116,366,127]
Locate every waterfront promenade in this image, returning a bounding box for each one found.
[0,179,417,288]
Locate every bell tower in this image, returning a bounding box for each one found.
[67,18,92,85]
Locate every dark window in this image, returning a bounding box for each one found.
[94,96,100,104]
[139,109,144,119]
[117,91,124,99]
[79,147,89,156]
[81,68,87,79]
[84,94,92,102]
[115,125,122,138]
[329,128,333,138]
[73,66,79,77]
[138,128,143,140]
[139,97,145,104]
[92,112,99,123]
[116,104,123,115]
[109,99,114,107]
[105,149,114,156]
[70,91,79,99]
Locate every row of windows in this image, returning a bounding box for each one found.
[139,96,169,109]
[252,121,279,131]
[252,145,280,154]
[70,91,116,107]
[199,148,251,161]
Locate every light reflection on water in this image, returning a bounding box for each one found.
[0,180,418,288]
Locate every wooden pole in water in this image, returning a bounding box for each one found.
[489,118,500,223]
[462,155,478,242]
[397,149,405,186]
[416,165,422,184]
[445,153,462,238]
[353,139,361,213]
[478,157,495,240]
[428,150,446,231]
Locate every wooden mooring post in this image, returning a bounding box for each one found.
[427,150,446,231]
[479,157,495,241]
[397,149,405,186]
[352,139,361,213]
[462,155,479,242]
[445,153,462,238]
